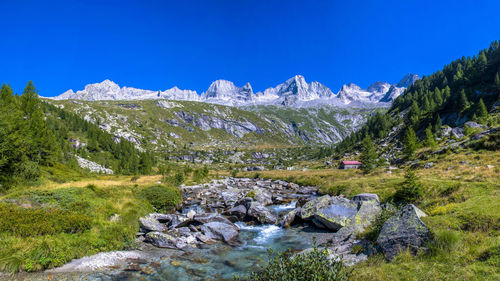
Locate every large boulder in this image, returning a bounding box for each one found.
[224,204,247,220]
[193,213,233,225]
[376,204,431,260]
[299,195,332,220]
[145,232,185,249]
[201,222,239,243]
[246,201,278,224]
[253,188,273,206]
[313,199,358,231]
[351,200,382,232]
[352,193,379,204]
[140,214,166,232]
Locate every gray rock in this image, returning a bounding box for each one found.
[253,188,273,206]
[201,222,239,243]
[299,195,332,220]
[376,204,431,260]
[281,207,301,228]
[352,193,379,204]
[144,232,183,249]
[225,204,247,220]
[451,127,464,139]
[424,162,434,169]
[193,213,233,225]
[139,214,166,232]
[464,121,485,129]
[313,199,358,231]
[247,201,278,224]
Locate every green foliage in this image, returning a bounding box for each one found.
[423,126,437,147]
[0,202,91,237]
[138,185,181,212]
[236,243,350,281]
[246,190,256,199]
[360,135,378,174]
[361,208,397,242]
[403,126,418,159]
[394,169,423,203]
[475,98,488,120]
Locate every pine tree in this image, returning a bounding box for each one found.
[475,98,488,120]
[424,126,436,147]
[403,126,418,159]
[457,89,469,112]
[0,84,15,104]
[20,81,40,118]
[495,72,500,91]
[360,135,378,174]
[433,114,442,134]
[408,100,420,125]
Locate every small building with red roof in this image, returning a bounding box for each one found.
[340,160,362,169]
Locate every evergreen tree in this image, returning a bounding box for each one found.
[0,84,15,104]
[408,100,420,125]
[20,81,40,118]
[403,126,418,159]
[360,135,377,174]
[475,98,488,119]
[457,89,469,112]
[433,114,442,133]
[424,126,436,147]
[495,72,500,91]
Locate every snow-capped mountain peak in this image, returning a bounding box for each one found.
[51,74,420,108]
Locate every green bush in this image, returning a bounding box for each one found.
[236,243,350,281]
[138,185,181,212]
[394,169,423,203]
[361,208,397,242]
[0,202,92,237]
[478,245,500,267]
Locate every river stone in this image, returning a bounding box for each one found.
[376,204,431,260]
[140,214,166,232]
[145,232,182,249]
[352,193,379,204]
[193,213,233,225]
[225,204,247,220]
[246,201,278,225]
[299,195,332,220]
[282,207,301,228]
[253,188,273,206]
[200,222,239,243]
[313,199,358,231]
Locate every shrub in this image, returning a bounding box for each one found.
[138,185,181,212]
[361,208,397,242]
[247,190,256,199]
[0,202,92,237]
[478,246,500,266]
[394,169,423,203]
[236,243,350,281]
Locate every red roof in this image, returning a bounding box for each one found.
[342,160,362,165]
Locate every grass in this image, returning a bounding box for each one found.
[0,170,183,273]
[241,148,500,280]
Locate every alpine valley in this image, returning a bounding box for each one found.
[46,74,420,149]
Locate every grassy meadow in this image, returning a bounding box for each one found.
[241,148,500,280]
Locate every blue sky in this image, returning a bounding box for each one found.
[1,0,499,96]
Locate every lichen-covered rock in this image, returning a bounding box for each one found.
[352,200,381,231]
[145,232,183,249]
[299,195,332,220]
[200,222,239,243]
[313,199,358,231]
[376,204,431,260]
[253,188,273,206]
[139,214,166,232]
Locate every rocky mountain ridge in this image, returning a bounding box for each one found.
[51,74,420,108]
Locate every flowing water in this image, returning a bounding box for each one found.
[18,202,328,281]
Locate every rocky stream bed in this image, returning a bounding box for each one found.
[8,177,431,281]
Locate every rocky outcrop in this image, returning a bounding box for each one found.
[313,198,358,231]
[75,155,113,174]
[376,204,431,260]
[144,232,185,249]
[200,222,239,244]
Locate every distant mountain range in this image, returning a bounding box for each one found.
[52,74,420,108]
